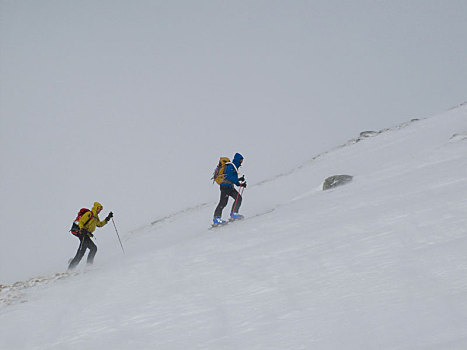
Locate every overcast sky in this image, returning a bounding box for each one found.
[1,0,466,283]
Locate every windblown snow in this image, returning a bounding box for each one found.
[1,105,467,349]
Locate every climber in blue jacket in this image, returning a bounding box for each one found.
[213,153,247,226]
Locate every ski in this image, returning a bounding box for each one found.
[209,222,229,230]
[208,207,278,230]
[209,216,245,230]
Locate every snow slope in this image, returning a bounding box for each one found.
[1,104,467,349]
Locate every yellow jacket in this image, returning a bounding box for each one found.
[79,202,108,233]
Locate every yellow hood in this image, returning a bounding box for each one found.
[92,202,103,215]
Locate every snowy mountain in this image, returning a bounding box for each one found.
[1,104,466,349]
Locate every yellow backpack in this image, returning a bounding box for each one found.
[211,157,230,184]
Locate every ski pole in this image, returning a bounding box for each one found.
[232,185,245,214]
[111,218,125,255]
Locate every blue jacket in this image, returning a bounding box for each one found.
[221,153,244,188]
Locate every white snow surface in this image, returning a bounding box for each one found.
[1,105,467,349]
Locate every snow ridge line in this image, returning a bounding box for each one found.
[128,202,212,235]
[254,117,422,188]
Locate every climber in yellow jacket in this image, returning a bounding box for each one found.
[68,202,113,270]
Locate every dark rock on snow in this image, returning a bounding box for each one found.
[323,175,353,190]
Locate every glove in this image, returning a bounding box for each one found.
[105,212,114,222]
[88,232,94,238]
[239,182,247,188]
[238,175,245,182]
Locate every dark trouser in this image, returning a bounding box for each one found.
[68,234,97,270]
[214,186,242,218]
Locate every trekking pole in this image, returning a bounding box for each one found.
[111,218,125,255]
[239,186,245,197]
[232,185,245,214]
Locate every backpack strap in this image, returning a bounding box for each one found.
[228,162,238,174]
[78,212,93,232]
[83,212,93,227]
[70,210,93,235]
[220,162,237,185]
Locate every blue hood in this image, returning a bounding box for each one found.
[233,153,244,168]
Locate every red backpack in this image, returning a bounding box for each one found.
[70,208,93,235]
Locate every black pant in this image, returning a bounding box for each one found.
[68,234,97,270]
[214,186,242,218]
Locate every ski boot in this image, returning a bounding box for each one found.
[229,212,244,221]
[212,216,227,227]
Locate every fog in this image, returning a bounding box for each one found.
[1,0,466,284]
